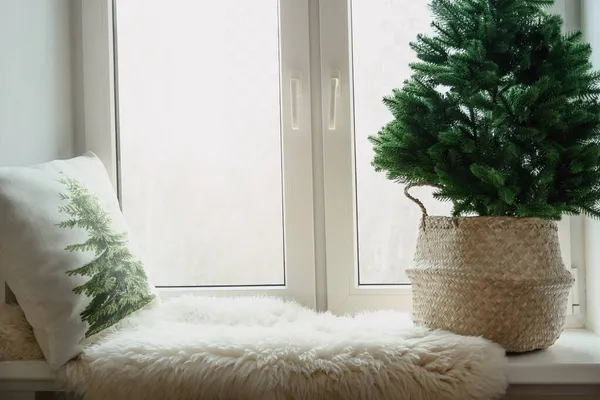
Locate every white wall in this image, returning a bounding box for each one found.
[582,0,600,334]
[0,0,75,167]
[0,0,77,302]
[71,0,86,156]
[550,0,580,32]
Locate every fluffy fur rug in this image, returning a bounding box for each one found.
[0,303,44,360]
[1,296,508,400]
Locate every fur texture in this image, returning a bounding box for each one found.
[57,296,508,400]
[0,303,44,360]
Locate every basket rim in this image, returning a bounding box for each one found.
[422,215,554,222]
[420,215,558,229]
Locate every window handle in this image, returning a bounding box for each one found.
[290,77,301,130]
[328,77,341,130]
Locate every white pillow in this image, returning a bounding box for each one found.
[0,152,158,369]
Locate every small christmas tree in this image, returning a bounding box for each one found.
[370,0,600,219]
[57,176,155,337]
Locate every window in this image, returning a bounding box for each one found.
[80,0,584,324]
[117,1,287,288]
[113,0,316,308]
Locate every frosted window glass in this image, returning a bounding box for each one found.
[116,0,284,286]
[352,0,453,284]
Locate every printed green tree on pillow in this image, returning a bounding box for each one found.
[57,176,155,337]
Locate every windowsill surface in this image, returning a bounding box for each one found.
[0,359,57,392]
[1,330,599,390]
[507,329,600,385]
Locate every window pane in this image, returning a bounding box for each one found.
[116,0,284,286]
[352,0,452,284]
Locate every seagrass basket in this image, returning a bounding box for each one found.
[404,183,575,352]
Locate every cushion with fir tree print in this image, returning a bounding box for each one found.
[0,152,158,369]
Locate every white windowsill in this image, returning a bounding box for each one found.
[1,330,599,392]
[0,360,57,392]
[507,329,600,385]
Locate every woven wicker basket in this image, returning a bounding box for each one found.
[404,183,575,352]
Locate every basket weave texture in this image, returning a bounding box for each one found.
[406,215,574,353]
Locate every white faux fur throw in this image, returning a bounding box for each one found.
[0,303,44,360]
[1,296,509,400]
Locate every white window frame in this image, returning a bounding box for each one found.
[78,0,317,308]
[582,0,600,335]
[319,0,413,315]
[78,0,586,328]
